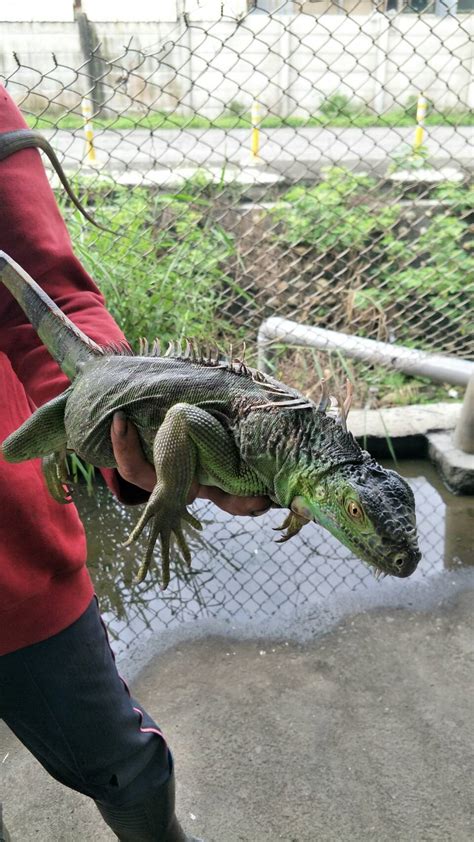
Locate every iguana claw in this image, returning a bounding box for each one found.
[42,451,73,504]
[273,511,309,543]
[123,494,202,589]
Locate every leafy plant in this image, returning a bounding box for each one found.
[66,187,240,348]
[268,167,473,356]
[318,93,357,119]
[271,168,401,252]
[388,144,430,173]
[379,215,474,339]
[226,99,248,117]
[434,181,474,212]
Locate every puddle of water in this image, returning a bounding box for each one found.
[76,460,473,668]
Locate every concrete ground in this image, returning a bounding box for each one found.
[1,585,473,842]
[42,126,474,178]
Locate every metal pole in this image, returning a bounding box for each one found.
[257,317,474,387]
[81,98,97,164]
[453,373,474,454]
[251,100,261,162]
[413,92,427,152]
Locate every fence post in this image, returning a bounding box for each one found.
[81,98,97,164]
[413,92,427,151]
[75,8,105,117]
[250,99,261,163]
[454,373,474,454]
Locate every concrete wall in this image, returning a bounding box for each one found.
[1,14,472,116]
[81,0,179,22]
[0,1,74,21]
[0,1,247,22]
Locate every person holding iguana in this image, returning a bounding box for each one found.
[0,84,270,841]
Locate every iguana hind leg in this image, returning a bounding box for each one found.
[124,402,241,589]
[42,449,73,504]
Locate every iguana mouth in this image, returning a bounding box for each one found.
[364,543,421,578]
[326,511,421,578]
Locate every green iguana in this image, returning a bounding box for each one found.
[0,252,421,589]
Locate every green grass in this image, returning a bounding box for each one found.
[62,185,245,349]
[25,107,474,132]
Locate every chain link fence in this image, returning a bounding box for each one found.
[1,4,472,648]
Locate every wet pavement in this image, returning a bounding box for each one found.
[1,576,473,841]
[41,127,474,179]
[1,461,473,840]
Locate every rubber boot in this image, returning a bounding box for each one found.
[0,824,11,842]
[95,770,202,842]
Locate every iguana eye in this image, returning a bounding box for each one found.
[347,500,363,520]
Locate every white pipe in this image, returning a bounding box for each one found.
[257,317,473,387]
[454,373,474,453]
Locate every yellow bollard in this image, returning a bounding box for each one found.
[81,98,97,164]
[250,99,261,162]
[413,92,427,151]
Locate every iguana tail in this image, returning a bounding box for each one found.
[0,129,114,234]
[0,251,103,381]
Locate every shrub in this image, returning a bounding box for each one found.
[268,167,473,354]
[66,187,239,347]
[318,93,357,119]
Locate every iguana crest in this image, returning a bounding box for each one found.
[116,337,354,431]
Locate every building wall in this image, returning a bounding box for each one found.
[80,1,178,22]
[0,1,74,21]
[1,14,472,115]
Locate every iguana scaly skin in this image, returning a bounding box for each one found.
[0,252,421,588]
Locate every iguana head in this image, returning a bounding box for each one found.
[290,458,421,578]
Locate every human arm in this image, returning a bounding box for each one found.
[0,89,271,515]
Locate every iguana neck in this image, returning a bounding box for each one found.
[237,407,365,507]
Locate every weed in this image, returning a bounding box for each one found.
[388,144,430,173]
[64,187,242,348]
[318,93,358,119]
[68,453,96,493]
[268,167,474,356]
[25,106,474,132]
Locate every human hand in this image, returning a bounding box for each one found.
[111,412,272,517]
[111,411,156,492]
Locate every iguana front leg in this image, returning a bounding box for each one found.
[124,402,241,589]
[1,390,71,502]
[273,511,309,543]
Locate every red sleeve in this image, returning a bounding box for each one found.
[0,86,148,504]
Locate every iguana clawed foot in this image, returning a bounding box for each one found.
[273,511,309,543]
[123,485,202,589]
[42,451,73,504]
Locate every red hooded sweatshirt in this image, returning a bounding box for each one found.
[0,87,143,654]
